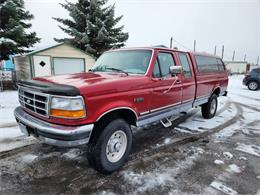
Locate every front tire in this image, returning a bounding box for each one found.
[201,94,218,119]
[87,119,132,174]
[248,81,259,91]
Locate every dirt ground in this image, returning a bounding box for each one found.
[0,76,260,194]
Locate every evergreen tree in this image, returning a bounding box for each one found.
[0,0,40,60]
[53,0,129,58]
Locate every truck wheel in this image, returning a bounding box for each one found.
[87,119,132,174]
[248,81,259,91]
[201,94,218,119]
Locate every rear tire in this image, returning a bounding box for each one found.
[201,94,218,119]
[247,81,259,91]
[87,119,132,174]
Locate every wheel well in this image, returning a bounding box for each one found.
[97,109,137,127]
[212,87,221,96]
[247,80,259,85]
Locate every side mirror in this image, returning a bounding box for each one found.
[169,65,182,76]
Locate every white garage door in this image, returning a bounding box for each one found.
[53,58,85,75]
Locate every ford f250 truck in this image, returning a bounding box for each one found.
[14,47,228,173]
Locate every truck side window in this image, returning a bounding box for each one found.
[153,59,161,78]
[179,53,192,77]
[157,52,175,77]
[195,55,219,72]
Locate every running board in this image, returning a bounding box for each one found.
[160,118,172,128]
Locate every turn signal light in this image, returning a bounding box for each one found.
[50,109,85,119]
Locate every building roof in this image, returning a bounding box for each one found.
[24,42,90,57]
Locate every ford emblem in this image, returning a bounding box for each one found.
[26,99,31,104]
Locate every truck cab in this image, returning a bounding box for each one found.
[14,47,228,173]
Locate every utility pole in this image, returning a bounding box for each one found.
[214,45,217,55]
[170,37,173,49]
[232,50,235,61]
[193,40,196,52]
[221,45,225,59]
[257,56,259,65]
[244,54,247,62]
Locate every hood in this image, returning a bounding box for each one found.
[33,72,147,97]
[34,72,127,88]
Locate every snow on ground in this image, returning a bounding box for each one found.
[176,96,235,134]
[210,181,238,195]
[0,90,35,152]
[227,164,242,173]
[0,90,19,126]
[223,151,233,159]
[214,159,224,165]
[122,147,202,194]
[235,143,260,157]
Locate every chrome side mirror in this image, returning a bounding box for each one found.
[169,65,182,76]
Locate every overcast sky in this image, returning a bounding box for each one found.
[24,0,260,63]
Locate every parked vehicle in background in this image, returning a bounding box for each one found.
[243,68,260,91]
[14,47,229,173]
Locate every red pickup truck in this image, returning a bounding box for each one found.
[14,47,228,173]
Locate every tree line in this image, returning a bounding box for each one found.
[0,0,128,61]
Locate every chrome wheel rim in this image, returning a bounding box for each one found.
[106,130,127,163]
[210,99,217,115]
[249,82,258,90]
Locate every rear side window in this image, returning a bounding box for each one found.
[158,52,175,77]
[179,53,192,77]
[195,55,220,72]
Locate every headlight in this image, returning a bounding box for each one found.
[50,96,86,119]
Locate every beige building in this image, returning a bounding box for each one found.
[225,61,249,74]
[14,43,96,80]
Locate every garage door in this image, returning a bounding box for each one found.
[53,58,85,75]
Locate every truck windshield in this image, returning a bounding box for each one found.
[91,50,152,75]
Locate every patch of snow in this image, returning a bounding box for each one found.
[210,181,238,195]
[19,154,38,163]
[228,75,260,106]
[0,90,19,125]
[0,126,23,139]
[100,191,116,195]
[235,143,260,157]
[62,149,81,159]
[214,159,224,165]
[123,171,174,192]
[174,127,194,134]
[0,37,17,45]
[179,97,236,134]
[223,152,233,159]
[256,176,260,179]
[239,156,247,161]
[164,138,171,145]
[0,126,36,152]
[196,147,204,154]
[227,164,241,173]
[122,149,200,193]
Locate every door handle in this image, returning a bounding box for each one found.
[176,80,182,84]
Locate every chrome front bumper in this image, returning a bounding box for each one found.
[14,106,94,147]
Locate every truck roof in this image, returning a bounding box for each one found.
[111,47,221,59]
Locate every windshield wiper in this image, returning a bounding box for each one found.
[106,67,128,76]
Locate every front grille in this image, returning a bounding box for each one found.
[18,87,50,117]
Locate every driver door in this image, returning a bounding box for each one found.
[150,51,182,113]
